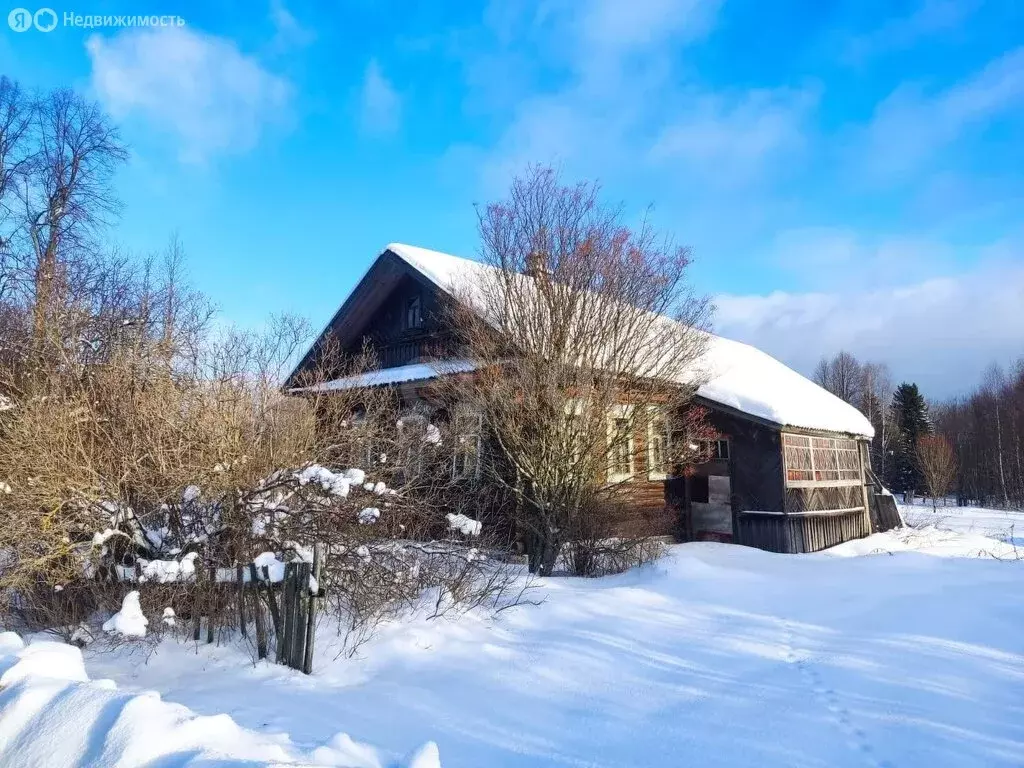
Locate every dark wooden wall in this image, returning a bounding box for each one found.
[708,409,786,515]
[343,275,454,370]
[735,509,868,554]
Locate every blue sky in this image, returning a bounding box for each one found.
[2,0,1022,397]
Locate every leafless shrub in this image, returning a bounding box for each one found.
[562,496,666,577]
[917,435,957,512]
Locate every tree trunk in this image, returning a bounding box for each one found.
[537,521,561,577]
[995,402,1009,508]
[237,564,247,637]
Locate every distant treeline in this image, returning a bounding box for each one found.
[813,351,1024,509]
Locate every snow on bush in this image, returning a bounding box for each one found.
[446,513,482,537]
[102,591,149,638]
[425,424,442,445]
[296,464,352,497]
[359,507,381,524]
[342,467,366,485]
[162,607,176,626]
[71,623,94,647]
[138,551,199,583]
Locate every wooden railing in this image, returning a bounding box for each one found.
[736,508,868,554]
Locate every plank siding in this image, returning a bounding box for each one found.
[736,510,868,554]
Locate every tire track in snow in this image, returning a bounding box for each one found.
[783,620,894,768]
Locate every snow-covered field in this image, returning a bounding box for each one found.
[3,510,1024,767]
[900,498,1024,549]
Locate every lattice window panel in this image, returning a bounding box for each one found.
[783,433,862,488]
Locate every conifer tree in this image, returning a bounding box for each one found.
[890,382,931,494]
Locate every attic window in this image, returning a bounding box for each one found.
[405,295,422,330]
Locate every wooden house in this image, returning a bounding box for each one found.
[287,244,886,554]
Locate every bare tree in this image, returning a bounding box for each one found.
[860,361,895,480]
[916,435,957,512]
[813,350,864,406]
[445,166,713,576]
[23,89,127,352]
[0,79,128,391]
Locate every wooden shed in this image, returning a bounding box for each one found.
[287,244,882,555]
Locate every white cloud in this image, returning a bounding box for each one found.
[359,59,401,136]
[859,47,1024,180]
[579,0,720,55]
[652,88,817,183]
[269,0,315,51]
[87,27,290,163]
[769,227,959,290]
[714,254,1024,398]
[450,0,767,192]
[843,0,979,63]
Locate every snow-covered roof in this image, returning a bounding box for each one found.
[695,334,874,437]
[299,359,478,393]
[386,244,874,438]
[310,243,874,437]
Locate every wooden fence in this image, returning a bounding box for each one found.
[118,547,323,674]
[242,561,321,673]
[735,508,869,554]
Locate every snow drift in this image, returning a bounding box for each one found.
[0,632,440,768]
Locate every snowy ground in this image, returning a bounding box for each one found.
[899,498,1024,549]
[4,510,1023,767]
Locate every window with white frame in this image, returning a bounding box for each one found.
[397,413,430,477]
[453,408,482,480]
[346,408,375,469]
[607,405,634,483]
[782,433,861,487]
[647,409,669,480]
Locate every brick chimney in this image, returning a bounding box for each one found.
[524,250,551,281]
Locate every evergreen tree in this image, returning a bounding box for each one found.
[890,382,931,494]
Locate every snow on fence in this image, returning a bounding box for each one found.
[110,548,324,674]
